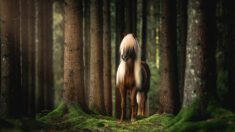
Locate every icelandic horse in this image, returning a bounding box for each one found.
[116,34,150,123]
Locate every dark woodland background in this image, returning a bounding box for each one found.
[0,0,235,131]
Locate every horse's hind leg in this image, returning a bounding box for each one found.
[130,87,137,122]
[140,92,146,115]
[119,85,126,123]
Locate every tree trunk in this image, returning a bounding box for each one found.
[37,0,53,112]
[115,0,125,118]
[89,0,105,113]
[0,0,22,116]
[141,0,147,61]
[178,0,188,106]
[159,0,180,114]
[63,0,85,106]
[183,0,216,108]
[103,0,112,116]
[84,0,90,107]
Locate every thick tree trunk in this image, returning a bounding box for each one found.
[159,0,180,114]
[115,0,125,118]
[84,0,90,106]
[89,0,105,113]
[0,0,22,116]
[183,0,216,108]
[63,0,85,106]
[103,0,112,116]
[37,0,53,112]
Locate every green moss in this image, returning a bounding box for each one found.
[39,102,67,121]
[166,95,235,132]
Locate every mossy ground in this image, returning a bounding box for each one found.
[1,102,235,132]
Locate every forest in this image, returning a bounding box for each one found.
[0,0,235,131]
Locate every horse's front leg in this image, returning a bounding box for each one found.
[130,87,137,122]
[119,85,126,123]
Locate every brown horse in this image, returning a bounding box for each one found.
[116,34,150,123]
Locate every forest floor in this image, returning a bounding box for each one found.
[0,113,172,132]
[1,103,235,132]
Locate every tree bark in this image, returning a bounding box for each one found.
[103,0,112,116]
[89,0,105,113]
[159,0,180,114]
[183,0,216,108]
[0,0,22,116]
[115,0,125,118]
[63,0,85,106]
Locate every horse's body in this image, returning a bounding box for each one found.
[116,34,150,123]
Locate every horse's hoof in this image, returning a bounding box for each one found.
[118,121,123,124]
[131,118,136,122]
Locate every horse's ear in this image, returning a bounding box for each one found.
[132,33,136,38]
[123,32,127,37]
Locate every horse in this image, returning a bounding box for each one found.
[116,34,150,123]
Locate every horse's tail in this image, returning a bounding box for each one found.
[136,92,141,104]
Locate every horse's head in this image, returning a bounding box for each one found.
[120,34,140,62]
[121,48,136,62]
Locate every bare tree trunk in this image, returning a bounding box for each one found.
[115,0,125,118]
[89,0,105,113]
[183,0,216,109]
[103,0,112,116]
[0,0,22,116]
[63,0,85,106]
[159,0,180,114]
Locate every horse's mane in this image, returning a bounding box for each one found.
[116,34,142,89]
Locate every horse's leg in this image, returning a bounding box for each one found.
[119,85,126,123]
[142,92,147,115]
[130,87,137,122]
[141,92,145,115]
